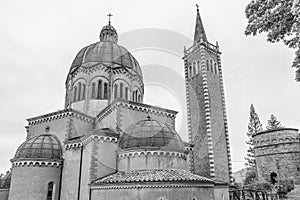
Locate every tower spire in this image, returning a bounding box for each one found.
[194,4,207,43]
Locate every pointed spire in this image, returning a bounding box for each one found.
[194,4,207,43]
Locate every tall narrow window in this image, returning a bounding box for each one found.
[197,61,200,73]
[120,83,123,99]
[138,95,141,103]
[135,90,138,102]
[210,59,213,73]
[103,83,108,99]
[206,60,209,71]
[46,182,54,200]
[97,80,102,99]
[82,84,86,100]
[214,63,218,74]
[193,62,196,76]
[114,84,118,98]
[78,82,81,101]
[189,64,192,77]
[125,87,129,100]
[132,92,135,102]
[91,82,96,98]
[73,86,77,102]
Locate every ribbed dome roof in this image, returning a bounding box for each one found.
[13,134,62,161]
[119,118,185,152]
[69,41,142,78]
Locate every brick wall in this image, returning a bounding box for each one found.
[254,128,300,184]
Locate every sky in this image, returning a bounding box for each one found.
[0,0,299,174]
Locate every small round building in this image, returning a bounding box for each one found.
[253,128,300,184]
[9,133,63,200]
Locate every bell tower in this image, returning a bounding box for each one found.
[183,6,233,183]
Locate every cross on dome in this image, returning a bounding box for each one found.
[107,13,113,25]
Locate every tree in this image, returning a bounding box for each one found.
[266,114,284,130]
[244,169,257,186]
[245,0,300,81]
[245,104,263,168]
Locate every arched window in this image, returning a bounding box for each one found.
[120,83,123,99]
[78,82,81,101]
[210,59,213,73]
[125,87,129,100]
[138,94,141,103]
[189,64,192,78]
[206,60,209,71]
[135,90,138,102]
[214,63,218,74]
[82,84,86,100]
[193,62,196,76]
[132,92,135,102]
[197,61,201,73]
[91,82,96,98]
[73,86,77,102]
[114,84,118,98]
[97,80,102,99]
[46,182,54,200]
[103,83,108,99]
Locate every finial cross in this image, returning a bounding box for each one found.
[107,13,113,25]
[196,4,199,11]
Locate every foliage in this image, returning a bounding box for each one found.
[245,104,263,168]
[245,181,272,192]
[277,178,295,198]
[243,169,257,186]
[266,114,284,130]
[245,0,300,81]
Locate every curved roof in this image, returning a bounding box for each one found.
[0,171,11,189]
[119,118,185,153]
[93,169,214,184]
[13,134,62,161]
[68,41,142,79]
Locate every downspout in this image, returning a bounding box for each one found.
[77,145,84,200]
[58,160,63,200]
[89,187,92,200]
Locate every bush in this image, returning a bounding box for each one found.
[277,179,294,198]
[245,182,272,192]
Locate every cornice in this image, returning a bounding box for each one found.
[96,98,177,122]
[65,134,118,150]
[27,108,94,125]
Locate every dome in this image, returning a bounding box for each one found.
[13,134,62,161]
[69,41,142,78]
[119,117,185,153]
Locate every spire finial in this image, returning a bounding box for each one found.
[107,13,113,25]
[196,3,199,12]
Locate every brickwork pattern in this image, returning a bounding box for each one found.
[254,128,300,184]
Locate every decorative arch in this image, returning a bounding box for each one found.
[72,78,87,102]
[210,59,213,73]
[193,61,197,76]
[90,76,109,100]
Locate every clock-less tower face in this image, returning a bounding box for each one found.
[183,8,233,183]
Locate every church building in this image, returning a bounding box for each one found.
[0,7,232,200]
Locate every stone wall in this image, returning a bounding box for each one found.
[96,100,176,132]
[26,109,94,142]
[9,165,61,200]
[91,184,215,200]
[117,151,188,171]
[254,128,300,184]
[0,189,9,200]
